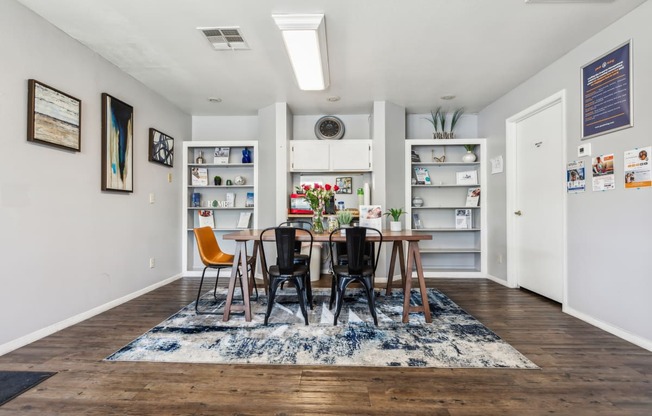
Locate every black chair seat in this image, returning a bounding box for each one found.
[269,264,309,278]
[332,264,374,277]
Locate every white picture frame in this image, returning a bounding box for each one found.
[456,170,478,185]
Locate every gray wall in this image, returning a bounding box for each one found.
[0,1,191,351]
[479,2,651,346]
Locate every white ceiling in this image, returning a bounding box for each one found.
[17,0,646,116]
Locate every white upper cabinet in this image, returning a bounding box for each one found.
[290,140,372,172]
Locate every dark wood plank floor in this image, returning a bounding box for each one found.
[1,277,651,415]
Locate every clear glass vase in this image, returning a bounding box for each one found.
[312,209,325,234]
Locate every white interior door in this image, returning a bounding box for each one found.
[508,94,565,303]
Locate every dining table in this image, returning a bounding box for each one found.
[221,229,433,324]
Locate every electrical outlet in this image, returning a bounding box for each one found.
[168,173,173,183]
[149,257,155,268]
[497,254,503,264]
[149,193,155,204]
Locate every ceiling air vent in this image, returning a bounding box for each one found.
[198,27,249,50]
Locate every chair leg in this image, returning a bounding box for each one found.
[305,274,314,310]
[329,273,337,310]
[212,268,221,300]
[195,266,222,315]
[294,277,309,325]
[361,277,379,326]
[264,277,281,325]
[333,277,353,325]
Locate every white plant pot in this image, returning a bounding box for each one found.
[462,151,477,163]
[390,221,402,232]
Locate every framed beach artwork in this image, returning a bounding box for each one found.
[101,93,133,192]
[149,128,174,167]
[27,79,81,151]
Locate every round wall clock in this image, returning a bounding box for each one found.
[315,116,345,140]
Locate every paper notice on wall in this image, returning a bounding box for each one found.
[592,154,615,191]
[490,155,504,174]
[624,146,651,189]
[567,161,586,193]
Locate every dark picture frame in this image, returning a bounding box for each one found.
[581,40,633,140]
[101,93,133,192]
[149,128,174,167]
[335,176,352,194]
[27,79,81,151]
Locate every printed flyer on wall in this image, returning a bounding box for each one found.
[592,154,615,191]
[624,146,651,189]
[567,161,586,193]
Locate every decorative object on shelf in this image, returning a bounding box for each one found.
[455,209,473,230]
[149,128,174,167]
[237,212,252,229]
[424,107,464,139]
[245,192,254,207]
[27,79,82,152]
[315,115,345,140]
[302,183,339,233]
[226,179,233,186]
[214,147,230,164]
[412,195,424,207]
[411,178,417,185]
[196,150,204,164]
[198,210,214,228]
[466,187,481,207]
[234,176,246,185]
[191,192,201,207]
[414,167,431,185]
[456,170,478,185]
[225,192,235,208]
[412,213,423,229]
[335,177,352,194]
[214,176,221,186]
[462,144,477,162]
[336,210,353,227]
[411,150,421,162]
[191,168,208,186]
[432,147,446,162]
[385,208,407,232]
[101,93,133,192]
[241,147,252,163]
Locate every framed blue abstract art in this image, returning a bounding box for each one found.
[101,93,133,192]
[148,128,174,167]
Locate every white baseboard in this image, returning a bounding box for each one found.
[563,305,652,352]
[0,274,183,357]
[486,274,514,288]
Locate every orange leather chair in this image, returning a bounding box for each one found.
[193,227,256,315]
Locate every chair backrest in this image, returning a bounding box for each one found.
[193,227,225,266]
[279,220,312,253]
[329,226,383,275]
[260,226,314,275]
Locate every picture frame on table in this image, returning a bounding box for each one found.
[27,79,81,152]
[148,128,174,167]
[101,93,133,192]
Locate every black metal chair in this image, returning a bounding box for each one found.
[328,226,383,326]
[278,220,312,267]
[259,226,314,325]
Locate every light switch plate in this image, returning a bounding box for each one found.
[578,143,591,158]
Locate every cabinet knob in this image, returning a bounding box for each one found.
[514,210,522,216]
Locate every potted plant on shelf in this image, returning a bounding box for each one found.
[214,175,222,186]
[424,107,465,139]
[462,144,477,162]
[385,208,407,232]
[336,210,353,228]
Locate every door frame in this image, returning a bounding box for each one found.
[505,90,568,306]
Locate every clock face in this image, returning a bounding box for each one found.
[315,116,345,140]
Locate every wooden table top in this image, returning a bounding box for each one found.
[223,229,432,242]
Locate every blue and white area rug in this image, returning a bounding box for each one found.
[106,288,537,368]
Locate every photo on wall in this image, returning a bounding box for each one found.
[101,93,133,192]
[27,79,81,151]
[335,177,352,194]
[149,128,174,167]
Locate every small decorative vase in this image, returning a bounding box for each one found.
[390,221,402,232]
[312,211,325,234]
[462,151,477,163]
[412,196,424,207]
[241,147,252,163]
[214,176,221,186]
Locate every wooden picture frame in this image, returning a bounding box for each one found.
[27,79,81,151]
[101,93,133,192]
[149,128,174,167]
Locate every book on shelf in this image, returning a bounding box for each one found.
[237,212,252,229]
[225,192,235,208]
[213,147,230,164]
[455,209,473,229]
[465,187,481,207]
[191,167,208,186]
[456,170,478,185]
[412,213,423,229]
[414,167,431,185]
[198,210,214,228]
[245,192,254,207]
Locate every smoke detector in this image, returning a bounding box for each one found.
[198,27,250,50]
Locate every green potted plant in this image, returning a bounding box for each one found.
[213,175,222,186]
[336,210,353,227]
[385,208,407,231]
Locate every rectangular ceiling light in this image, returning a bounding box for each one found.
[272,14,330,91]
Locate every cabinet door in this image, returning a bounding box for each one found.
[330,140,371,171]
[291,141,330,171]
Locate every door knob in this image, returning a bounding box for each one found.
[514,210,522,216]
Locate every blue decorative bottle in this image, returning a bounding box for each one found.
[242,147,252,163]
